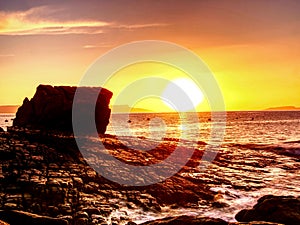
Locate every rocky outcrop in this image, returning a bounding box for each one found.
[140,216,285,225]
[235,195,300,225]
[0,128,297,225]
[230,222,283,225]
[0,129,164,225]
[13,85,113,134]
[0,210,68,225]
[0,220,9,225]
[140,215,228,225]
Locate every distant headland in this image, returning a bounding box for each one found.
[265,106,300,111]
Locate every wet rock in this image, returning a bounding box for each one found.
[140,215,228,225]
[99,206,112,217]
[91,214,106,223]
[75,211,89,219]
[13,85,113,134]
[212,201,230,208]
[58,215,73,224]
[73,177,83,186]
[0,220,9,225]
[59,204,72,214]
[235,195,300,225]
[0,149,15,160]
[3,203,18,210]
[229,222,284,225]
[47,205,60,217]
[145,175,214,207]
[126,222,138,225]
[0,210,68,225]
[74,217,88,225]
[82,207,101,216]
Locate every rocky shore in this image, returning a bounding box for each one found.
[0,127,299,225]
[0,127,209,224]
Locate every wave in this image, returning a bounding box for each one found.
[283,140,300,144]
[102,133,300,157]
[226,141,300,157]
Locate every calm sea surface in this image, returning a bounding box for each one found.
[107,111,300,146]
[1,111,300,222]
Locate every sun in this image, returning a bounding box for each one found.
[161,78,204,112]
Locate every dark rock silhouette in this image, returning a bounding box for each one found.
[140,215,228,225]
[0,220,9,225]
[13,85,113,134]
[235,195,300,225]
[142,215,285,225]
[0,210,68,225]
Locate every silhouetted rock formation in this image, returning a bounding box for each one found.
[0,220,9,225]
[141,216,284,225]
[235,195,300,225]
[140,215,228,225]
[13,85,113,134]
[0,210,68,225]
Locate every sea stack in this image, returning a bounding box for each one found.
[13,84,113,134]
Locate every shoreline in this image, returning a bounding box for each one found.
[0,127,299,224]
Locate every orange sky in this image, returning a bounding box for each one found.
[0,0,299,111]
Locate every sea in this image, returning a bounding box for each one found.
[1,111,300,222]
[0,113,15,131]
[106,111,300,222]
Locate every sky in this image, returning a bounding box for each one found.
[0,0,299,111]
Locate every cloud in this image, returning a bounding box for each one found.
[83,45,99,49]
[83,44,113,49]
[0,6,110,35]
[116,23,169,29]
[0,5,169,36]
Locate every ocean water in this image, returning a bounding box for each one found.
[0,113,15,131]
[1,111,300,222]
[107,111,300,146]
[106,111,300,222]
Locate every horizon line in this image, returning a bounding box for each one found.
[1,105,300,114]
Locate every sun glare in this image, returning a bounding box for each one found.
[162,78,204,112]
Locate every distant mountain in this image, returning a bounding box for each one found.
[112,105,153,113]
[0,105,19,113]
[265,106,300,111]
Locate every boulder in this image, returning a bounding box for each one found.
[140,215,228,225]
[0,210,68,225]
[144,175,214,207]
[0,149,15,160]
[0,220,9,225]
[13,85,113,134]
[230,222,284,225]
[235,195,300,225]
